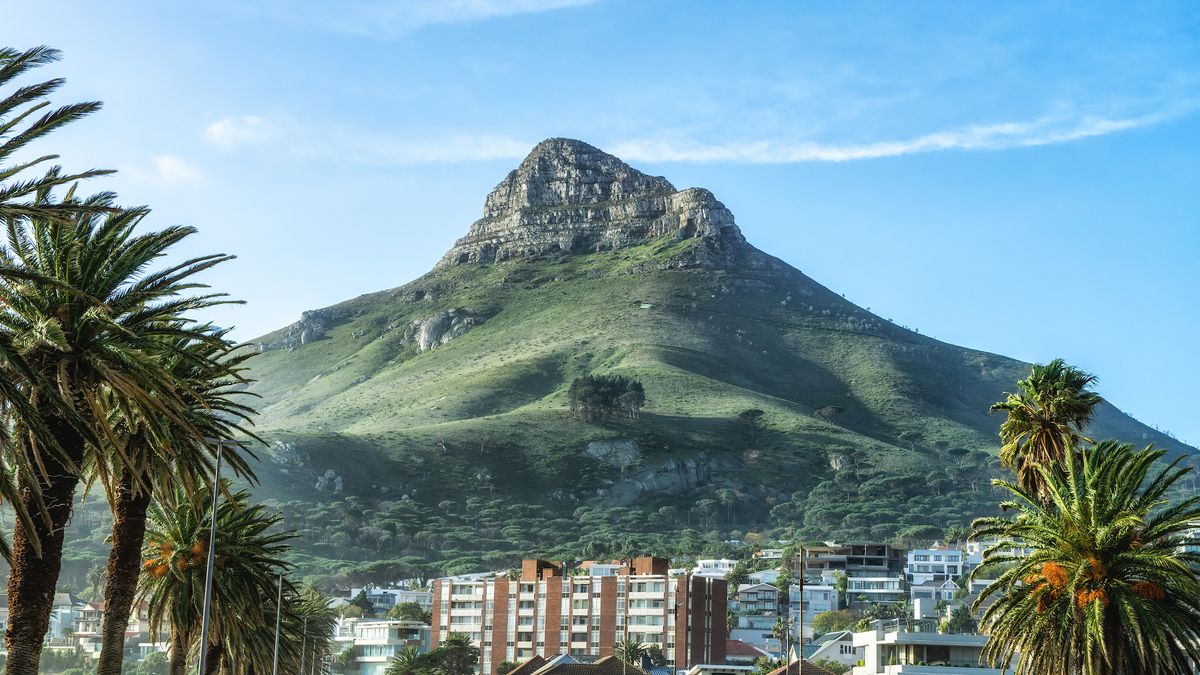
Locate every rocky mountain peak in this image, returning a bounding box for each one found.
[438,138,746,268]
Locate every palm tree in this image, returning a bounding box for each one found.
[991,358,1103,499]
[0,46,113,221]
[96,327,260,675]
[971,441,1200,674]
[386,645,430,675]
[138,485,291,675]
[0,195,233,672]
[615,637,648,665]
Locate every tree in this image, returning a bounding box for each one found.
[430,633,479,675]
[990,359,1102,500]
[0,195,233,672]
[350,589,374,615]
[725,561,751,588]
[138,486,292,675]
[812,609,856,635]
[496,661,521,675]
[939,605,975,634]
[0,46,113,224]
[389,601,433,625]
[971,441,1200,674]
[644,645,667,668]
[386,645,430,675]
[615,637,648,665]
[737,409,764,444]
[97,328,258,675]
[568,375,645,421]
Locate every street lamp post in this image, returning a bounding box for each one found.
[197,438,233,675]
[272,572,284,675]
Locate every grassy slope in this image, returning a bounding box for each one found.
[241,236,1193,545]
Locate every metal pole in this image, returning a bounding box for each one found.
[300,616,308,675]
[272,572,284,675]
[197,440,224,675]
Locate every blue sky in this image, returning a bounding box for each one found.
[4,1,1198,443]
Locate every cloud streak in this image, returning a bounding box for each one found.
[609,107,1194,164]
[231,0,599,39]
[204,116,277,149]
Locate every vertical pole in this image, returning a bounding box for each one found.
[300,616,308,675]
[197,441,224,675]
[272,573,284,675]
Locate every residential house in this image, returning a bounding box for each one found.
[692,560,738,579]
[849,619,1000,674]
[333,618,430,675]
[904,549,965,586]
[789,583,839,641]
[803,630,858,670]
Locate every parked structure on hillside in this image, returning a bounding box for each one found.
[430,557,727,675]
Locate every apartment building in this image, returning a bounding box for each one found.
[850,619,1000,674]
[430,557,727,675]
[903,548,965,586]
[791,544,905,580]
[789,583,839,641]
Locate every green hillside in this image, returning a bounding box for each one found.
[226,139,1193,582]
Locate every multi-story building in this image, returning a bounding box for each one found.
[792,544,905,580]
[730,583,785,616]
[850,619,1000,674]
[843,576,905,605]
[333,618,430,675]
[904,548,964,586]
[348,587,434,615]
[692,559,738,579]
[789,583,839,641]
[430,557,727,675]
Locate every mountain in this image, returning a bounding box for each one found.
[242,138,1194,579]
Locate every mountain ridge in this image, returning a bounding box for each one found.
[240,138,1194,577]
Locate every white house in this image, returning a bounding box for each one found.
[692,559,738,578]
[844,576,905,605]
[790,583,839,640]
[804,630,859,669]
[850,619,1002,674]
[904,549,964,586]
[333,618,430,675]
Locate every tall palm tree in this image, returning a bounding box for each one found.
[0,46,113,221]
[991,358,1103,499]
[0,194,233,673]
[96,328,260,675]
[139,485,292,675]
[971,441,1200,674]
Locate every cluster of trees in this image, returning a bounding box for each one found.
[568,374,645,421]
[970,359,1200,672]
[0,46,333,674]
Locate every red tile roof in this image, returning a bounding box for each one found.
[765,660,837,675]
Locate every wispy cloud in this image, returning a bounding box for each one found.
[123,154,205,187]
[204,116,277,150]
[609,106,1196,164]
[228,0,599,39]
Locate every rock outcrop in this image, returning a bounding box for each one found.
[437,138,747,268]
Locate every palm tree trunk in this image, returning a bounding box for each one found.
[4,425,84,675]
[169,629,191,675]
[203,641,224,675]
[96,466,153,675]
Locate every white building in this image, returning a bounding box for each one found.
[693,559,738,578]
[789,583,839,641]
[850,619,1002,674]
[333,619,430,675]
[748,569,781,585]
[349,587,434,615]
[904,549,964,586]
[844,576,905,605]
[908,580,959,605]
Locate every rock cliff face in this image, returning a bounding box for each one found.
[437,138,747,268]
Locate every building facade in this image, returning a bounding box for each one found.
[431,557,727,675]
[903,548,965,586]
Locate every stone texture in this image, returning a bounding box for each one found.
[437,138,747,268]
